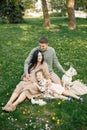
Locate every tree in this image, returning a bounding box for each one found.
[41,0,50,27]
[67,0,76,30]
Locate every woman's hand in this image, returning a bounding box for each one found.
[23,74,30,82]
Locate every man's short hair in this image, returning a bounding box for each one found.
[39,37,48,44]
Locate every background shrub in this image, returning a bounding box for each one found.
[0,1,24,23]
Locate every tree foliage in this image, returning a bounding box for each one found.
[50,0,87,12]
[23,0,37,9]
[75,0,87,11]
[50,0,66,11]
[49,0,67,16]
[0,0,24,23]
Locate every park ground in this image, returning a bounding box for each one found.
[0,17,87,130]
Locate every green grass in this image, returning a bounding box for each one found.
[0,17,87,130]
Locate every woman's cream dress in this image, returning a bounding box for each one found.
[13,62,51,99]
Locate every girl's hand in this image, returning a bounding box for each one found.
[23,74,30,82]
[46,79,51,87]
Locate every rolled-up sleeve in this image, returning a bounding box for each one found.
[53,48,65,73]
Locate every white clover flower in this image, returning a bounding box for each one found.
[45,124,51,130]
[25,123,28,126]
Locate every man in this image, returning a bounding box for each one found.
[24,37,66,84]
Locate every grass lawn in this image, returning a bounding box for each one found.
[0,17,87,130]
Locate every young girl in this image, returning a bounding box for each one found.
[35,69,83,102]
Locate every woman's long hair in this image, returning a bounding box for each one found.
[28,49,44,74]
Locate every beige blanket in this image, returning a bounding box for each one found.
[65,80,87,95]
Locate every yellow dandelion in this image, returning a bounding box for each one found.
[57,119,60,125]
[58,101,61,105]
[52,116,55,120]
[23,111,26,114]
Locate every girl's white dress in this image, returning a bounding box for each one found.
[38,78,65,97]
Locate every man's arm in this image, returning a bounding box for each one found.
[24,47,38,74]
[53,48,66,73]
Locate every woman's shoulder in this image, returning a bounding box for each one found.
[42,61,48,66]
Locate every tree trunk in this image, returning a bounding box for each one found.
[41,0,50,27]
[67,0,76,30]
